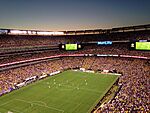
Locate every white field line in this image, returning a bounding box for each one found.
[32,101,47,106]
[0,99,24,113]
[72,102,82,112]
[0,99,14,107]
[15,98,64,113]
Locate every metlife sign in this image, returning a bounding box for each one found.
[97,41,112,45]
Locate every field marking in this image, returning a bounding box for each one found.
[72,103,82,112]
[0,99,14,107]
[32,101,47,106]
[15,98,64,113]
[0,99,24,113]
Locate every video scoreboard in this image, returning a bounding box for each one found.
[130,40,150,51]
[60,44,82,51]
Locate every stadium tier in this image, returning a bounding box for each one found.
[0,24,150,113]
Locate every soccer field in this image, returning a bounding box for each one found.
[0,70,119,113]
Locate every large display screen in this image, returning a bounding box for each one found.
[65,44,78,50]
[135,42,150,50]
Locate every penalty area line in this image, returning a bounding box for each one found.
[15,98,64,113]
[0,99,24,113]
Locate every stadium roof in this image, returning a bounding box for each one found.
[0,24,150,36]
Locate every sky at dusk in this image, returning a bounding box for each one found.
[0,0,150,31]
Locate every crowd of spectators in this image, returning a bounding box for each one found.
[0,29,150,112]
[0,42,150,65]
[0,30,149,65]
[79,44,150,57]
[0,30,150,48]
[0,56,149,112]
[0,59,63,94]
[93,58,149,112]
[82,57,95,69]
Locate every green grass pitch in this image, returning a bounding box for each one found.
[0,70,119,113]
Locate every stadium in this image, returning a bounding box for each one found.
[0,24,149,113]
